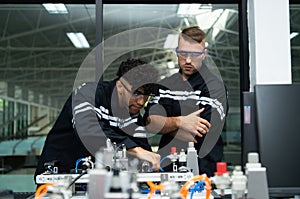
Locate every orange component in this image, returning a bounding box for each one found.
[146,181,164,199]
[35,183,55,199]
[179,174,212,199]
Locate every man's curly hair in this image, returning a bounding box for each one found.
[116,58,159,95]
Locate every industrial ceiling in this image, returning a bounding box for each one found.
[0,3,299,109]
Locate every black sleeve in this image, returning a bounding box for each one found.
[35,94,91,178]
[143,84,177,125]
[196,77,228,158]
[72,83,143,155]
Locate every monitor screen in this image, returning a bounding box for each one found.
[255,84,300,197]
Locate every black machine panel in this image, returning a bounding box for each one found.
[255,84,300,197]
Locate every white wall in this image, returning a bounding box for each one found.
[248,0,292,91]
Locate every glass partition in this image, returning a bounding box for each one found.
[0,2,244,193]
[103,3,241,167]
[0,3,96,192]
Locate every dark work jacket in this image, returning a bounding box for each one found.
[35,79,151,181]
[144,64,228,176]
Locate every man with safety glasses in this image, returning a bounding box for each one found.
[35,59,161,181]
[145,26,228,177]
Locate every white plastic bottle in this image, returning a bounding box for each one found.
[186,142,199,176]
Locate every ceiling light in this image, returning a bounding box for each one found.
[164,34,178,49]
[290,32,299,40]
[177,4,212,17]
[67,32,90,48]
[196,9,223,30]
[177,4,201,17]
[43,3,68,14]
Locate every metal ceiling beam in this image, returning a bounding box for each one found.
[0,16,93,42]
[0,47,91,51]
[0,67,89,71]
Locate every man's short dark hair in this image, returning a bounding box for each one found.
[116,58,147,78]
[116,58,159,95]
[181,26,206,44]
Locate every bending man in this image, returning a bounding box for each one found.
[35,58,161,182]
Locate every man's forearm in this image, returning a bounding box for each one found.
[146,115,182,134]
[146,109,210,137]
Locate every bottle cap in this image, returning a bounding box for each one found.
[170,147,177,154]
[248,152,259,163]
[188,142,194,148]
[214,162,229,175]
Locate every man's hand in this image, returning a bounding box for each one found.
[179,108,211,137]
[127,147,161,171]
